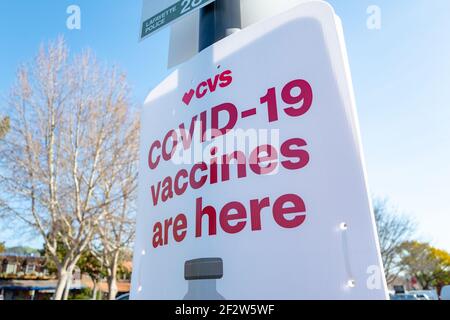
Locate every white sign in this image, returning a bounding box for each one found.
[168,0,310,67]
[140,0,215,40]
[132,0,388,300]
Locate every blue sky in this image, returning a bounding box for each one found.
[0,0,449,252]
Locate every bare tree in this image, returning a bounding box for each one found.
[90,154,138,300]
[0,38,138,300]
[373,198,416,285]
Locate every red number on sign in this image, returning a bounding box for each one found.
[282,79,313,117]
[260,79,313,123]
[260,87,278,123]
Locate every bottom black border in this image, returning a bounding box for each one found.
[0,300,444,319]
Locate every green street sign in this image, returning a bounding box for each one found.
[140,0,215,40]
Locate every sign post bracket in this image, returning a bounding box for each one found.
[199,0,242,51]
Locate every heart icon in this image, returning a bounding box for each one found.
[182,89,195,106]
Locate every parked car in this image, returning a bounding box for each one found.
[391,294,420,300]
[441,285,450,300]
[413,293,431,300]
[408,290,438,300]
[116,293,130,300]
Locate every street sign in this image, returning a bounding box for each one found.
[140,0,215,40]
[132,0,388,299]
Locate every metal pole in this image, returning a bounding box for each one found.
[199,0,242,51]
[215,0,242,39]
[199,2,216,51]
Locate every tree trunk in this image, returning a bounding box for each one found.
[107,274,118,300]
[91,279,99,300]
[54,269,70,300]
[107,252,120,300]
[63,271,73,300]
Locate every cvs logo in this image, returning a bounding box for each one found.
[183,70,233,106]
